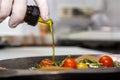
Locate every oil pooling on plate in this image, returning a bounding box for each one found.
[38,17,55,63]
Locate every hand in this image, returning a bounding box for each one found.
[0,0,49,28]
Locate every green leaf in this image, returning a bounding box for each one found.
[53,61,63,67]
[79,58,101,68]
[34,64,41,68]
[114,61,120,67]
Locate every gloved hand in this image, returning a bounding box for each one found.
[0,0,49,28]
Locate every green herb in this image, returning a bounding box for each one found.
[34,64,41,68]
[52,61,63,67]
[79,58,101,68]
[114,61,120,67]
[80,58,97,63]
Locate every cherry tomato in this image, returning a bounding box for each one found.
[40,59,53,67]
[63,58,77,69]
[99,55,113,67]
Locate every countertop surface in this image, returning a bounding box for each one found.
[59,31,120,41]
[0,47,111,60]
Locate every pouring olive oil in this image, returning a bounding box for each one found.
[38,17,55,63]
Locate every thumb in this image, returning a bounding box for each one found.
[34,0,50,21]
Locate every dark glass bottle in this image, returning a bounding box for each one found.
[24,5,40,26]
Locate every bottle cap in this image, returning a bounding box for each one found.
[24,5,40,26]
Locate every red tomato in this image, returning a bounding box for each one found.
[63,58,77,69]
[99,55,113,67]
[40,59,53,67]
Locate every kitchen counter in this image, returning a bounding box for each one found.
[0,47,111,60]
[58,31,120,51]
[59,31,120,41]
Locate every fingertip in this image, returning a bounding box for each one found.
[41,16,50,21]
[9,21,18,28]
[8,15,23,28]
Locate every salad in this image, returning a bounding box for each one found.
[30,55,120,70]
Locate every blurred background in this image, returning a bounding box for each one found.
[0,0,120,54]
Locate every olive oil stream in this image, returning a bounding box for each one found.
[38,17,55,62]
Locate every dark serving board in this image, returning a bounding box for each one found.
[0,55,120,80]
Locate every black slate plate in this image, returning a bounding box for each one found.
[0,55,120,80]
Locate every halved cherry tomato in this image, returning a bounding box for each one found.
[99,55,113,67]
[40,59,53,67]
[63,57,77,69]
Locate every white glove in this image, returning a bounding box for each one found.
[0,0,50,28]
